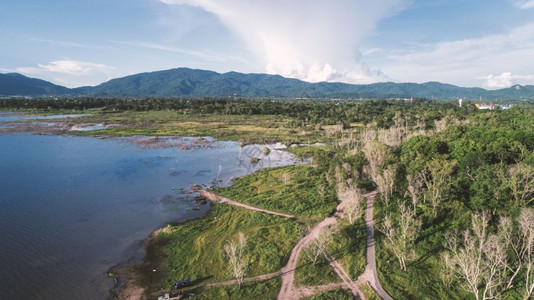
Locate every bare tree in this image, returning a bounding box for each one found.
[502,208,534,299]
[303,239,323,266]
[434,118,448,133]
[334,165,345,186]
[215,164,223,186]
[337,183,364,224]
[443,213,509,300]
[378,126,404,147]
[422,159,456,217]
[224,232,248,289]
[406,173,424,213]
[317,183,327,203]
[360,128,376,145]
[518,208,534,300]
[377,201,421,271]
[362,140,388,176]
[281,172,291,185]
[303,225,335,265]
[501,163,534,206]
[372,166,396,207]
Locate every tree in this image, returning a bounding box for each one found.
[303,225,335,265]
[442,213,509,300]
[282,172,291,185]
[517,208,534,300]
[406,173,424,213]
[337,183,364,224]
[224,232,248,289]
[372,166,396,207]
[422,158,456,217]
[499,163,534,206]
[503,208,534,300]
[362,140,388,178]
[377,201,421,271]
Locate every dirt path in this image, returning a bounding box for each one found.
[277,216,338,300]
[204,271,282,288]
[199,190,296,219]
[277,201,364,300]
[295,283,345,298]
[199,190,364,299]
[327,253,364,299]
[358,191,393,300]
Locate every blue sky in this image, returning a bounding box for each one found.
[1,0,533,88]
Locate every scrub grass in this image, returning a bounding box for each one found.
[71,111,325,144]
[215,165,338,219]
[140,204,301,299]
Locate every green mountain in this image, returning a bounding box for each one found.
[2,68,533,100]
[0,73,70,96]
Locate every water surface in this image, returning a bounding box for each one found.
[0,112,88,122]
[0,134,295,299]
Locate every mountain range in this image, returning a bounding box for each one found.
[1,68,533,100]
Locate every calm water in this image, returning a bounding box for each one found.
[0,134,296,300]
[0,112,89,122]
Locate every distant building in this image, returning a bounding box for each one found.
[475,103,494,110]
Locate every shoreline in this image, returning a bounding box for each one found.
[1,112,306,299]
[108,161,305,299]
[107,216,208,300]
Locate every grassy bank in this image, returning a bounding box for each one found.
[139,204,300,299]
[215,165,338,219]
[137,163,339,299]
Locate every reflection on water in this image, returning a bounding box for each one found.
[0,134,297,300]
[0,112,89,122]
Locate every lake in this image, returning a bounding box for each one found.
[0,133,296,299]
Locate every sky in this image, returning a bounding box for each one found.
[1,0,533,88]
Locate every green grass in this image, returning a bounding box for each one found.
[69,110,325,144]
[329,221,367,280]
[373,195,474,300]
[139,203,301,299]
[361,283,380,300]
[302,288,354,300]
[216,165,338,219]
[283,145,327,161]
[295,255,340,286]
[195,277,282,300]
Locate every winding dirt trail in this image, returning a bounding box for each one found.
[277,201,364,300]
[204,271,282,288]
[199,189,367,299]
[357,191,393,300]
[199,190,296,219]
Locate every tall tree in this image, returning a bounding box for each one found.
[337,183,364,224]
[422,158,456,217]
[224,232,248,289]
[378,201,421,271]
[443,213,509,300]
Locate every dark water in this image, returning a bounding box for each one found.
[0,134,296,300]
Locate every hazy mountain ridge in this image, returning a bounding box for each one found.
[0,73,70,96]
[1,68,533,100]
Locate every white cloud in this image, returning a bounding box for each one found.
[27,38,110,50]
[482,72,534,89]
[160,0,409,83]
[513,0,534,9]
[380,23,534,87]
[15,60,115,87]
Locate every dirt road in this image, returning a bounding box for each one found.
[199,190,296,219]
[360,191,393,300]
